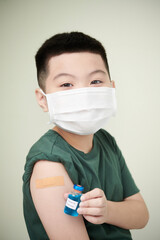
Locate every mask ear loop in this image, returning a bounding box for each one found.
[39,89,53,125]
[108,67,115,88]
[40,89,46,96]
[107,68,115,88]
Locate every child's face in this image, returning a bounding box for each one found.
[45,52,111,94]
[36,52,113,112]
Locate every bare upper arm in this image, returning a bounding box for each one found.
[30,160,89,240]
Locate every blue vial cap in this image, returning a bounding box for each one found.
[73,184,84,192]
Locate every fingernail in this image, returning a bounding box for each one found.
[64,193,68,200]
[77,208,82,214]
[81,196,85,201]
[79,202,84,207]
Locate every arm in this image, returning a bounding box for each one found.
[30,160,90,240]
[106,192,149,229]
[78,188,149,229]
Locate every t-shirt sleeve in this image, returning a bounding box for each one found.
[113,138,140,199]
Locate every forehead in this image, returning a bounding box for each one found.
[47,52,106,74]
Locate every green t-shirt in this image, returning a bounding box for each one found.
[23,129,139,240]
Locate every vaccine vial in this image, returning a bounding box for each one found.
[64,184,84,217]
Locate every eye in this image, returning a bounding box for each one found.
[90,80,103,85]
[60,83,73,87]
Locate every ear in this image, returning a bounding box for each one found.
[111,80,116,88]
[35,88,48,112]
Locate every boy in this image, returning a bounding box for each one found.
[23,32,149,240]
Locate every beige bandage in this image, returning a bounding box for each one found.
[36,176,64,189]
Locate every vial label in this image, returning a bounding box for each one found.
[65,198,78,210]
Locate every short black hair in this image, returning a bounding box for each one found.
[35,32,111,90]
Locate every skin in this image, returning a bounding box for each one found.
[32,52,149,239]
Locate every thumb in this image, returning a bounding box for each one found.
[64,193,69,200]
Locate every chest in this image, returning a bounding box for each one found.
[72,150,124,201]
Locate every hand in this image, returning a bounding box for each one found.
[77,188,108,224]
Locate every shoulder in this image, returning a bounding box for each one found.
[95,129,124,167]
[23,130,68,183]
[23,130,78,184]
[95,128,117,150]
[27,130,59,159]
[96,128,114,139]
[26,129,72,163]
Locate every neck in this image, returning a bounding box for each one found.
[53,126,93,154]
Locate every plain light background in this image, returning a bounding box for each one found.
[1,0,160,239]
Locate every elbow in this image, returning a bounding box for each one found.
[137,207,150,229]
[129,202,150,230]
[136,198,150,229]
[142,210,149,229]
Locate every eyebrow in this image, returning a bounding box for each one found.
[53,69,107,80]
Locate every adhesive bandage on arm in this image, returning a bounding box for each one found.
[36,176,64,189]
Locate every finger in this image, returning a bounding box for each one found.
[79,197,105,208]
[81,188,104,201]
[77,207,103,216]
[83,215,104,225]
[64,193,69,200]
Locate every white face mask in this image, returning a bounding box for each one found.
[41,87,117,135]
